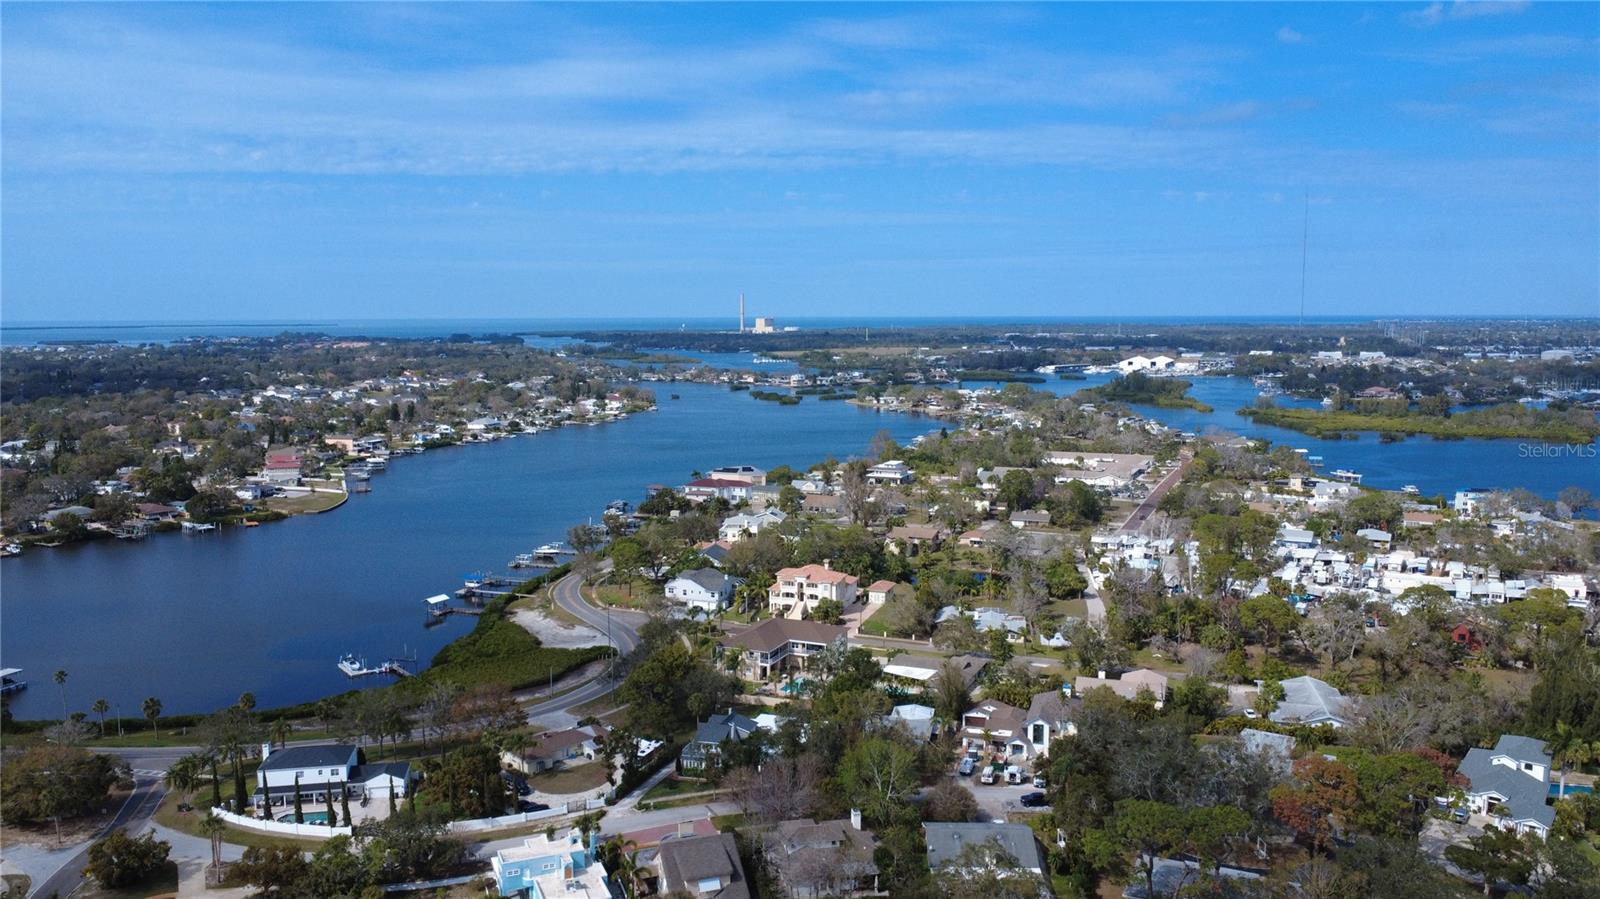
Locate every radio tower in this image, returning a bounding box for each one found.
[739,292,746,334]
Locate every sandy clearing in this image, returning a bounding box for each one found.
[511,608,609,648]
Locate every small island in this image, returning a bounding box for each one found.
[1077,372,1214,412]
[1240,401,1600,443]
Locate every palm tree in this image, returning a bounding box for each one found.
[271,717,290,750]
[1550,722,1600,799]
[198,813,228,872]
[238,692,256,712]
[608,839,644,899]
[165,753,204,794]
[91,699,110,737]
[53,670,68,720]
[143,696,162,738]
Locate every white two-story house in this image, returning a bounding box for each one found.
[768,563,859,619]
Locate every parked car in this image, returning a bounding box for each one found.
[958,757,976,777]
[979,767,997,785]
[1020,792,1049,808]
[1004,765,1025,785]
[1243,708,1259,719]
[1032,774,1048,789]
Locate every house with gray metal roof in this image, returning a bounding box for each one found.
[1459,734,1555,837]
[1267,675,1350,728]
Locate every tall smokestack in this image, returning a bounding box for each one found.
[739,292,746,334]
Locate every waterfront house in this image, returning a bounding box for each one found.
[491,828,610,898]
[665,568,740,615]
[1458,735,1555,838]
[253,743,415,808]
[708,465,767,485]
[722,619,846,682]
[1268,676,1350,728]
[135,503,179,522]
[767,563,859,619]
[768,811,881,898]
[262,447,305,485]
[683,478,754,504]
[654,832,750,898]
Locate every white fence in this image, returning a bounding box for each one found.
[443,797,606,835]
[213,806,352,839]
[212,794,608,840]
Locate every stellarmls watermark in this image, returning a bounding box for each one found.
[1518,443,1598,459]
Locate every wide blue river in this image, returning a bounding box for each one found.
[3,369,1594,719]
[0,383,934,717]
[981,373,1599,499]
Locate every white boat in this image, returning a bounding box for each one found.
[337,654,369,677]
[0,543,21,557]
[509,553,537,568]
[0,667,26,695]
[1402,485,1420,495]
[535,543,572,556]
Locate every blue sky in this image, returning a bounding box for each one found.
[2,1,1596,322]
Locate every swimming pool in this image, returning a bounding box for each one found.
[1550,783,1594,797]
[276,811,331,824]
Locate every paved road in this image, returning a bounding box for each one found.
[522,572,645,722]
[29,775,167,899]
[1117,452,1192,535]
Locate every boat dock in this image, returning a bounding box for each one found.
[337,655,413,679]
[425,593,486,620]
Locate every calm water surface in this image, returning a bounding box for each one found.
[971,375,1598,499]
[0,384,932,717]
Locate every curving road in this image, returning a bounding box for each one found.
[522,570,644,721]
[28,774,167,899]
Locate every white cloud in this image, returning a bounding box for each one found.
[1277,26,1306,45]
[1403,1,1529,29]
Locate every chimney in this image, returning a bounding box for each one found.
[1096,670,1107,681]
[850,808,862,831]
[823,558,831,570]
[260,741,274,760]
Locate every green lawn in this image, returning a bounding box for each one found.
[640,775,712,804]
[529,764,610,796]
[586,582,664,612]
